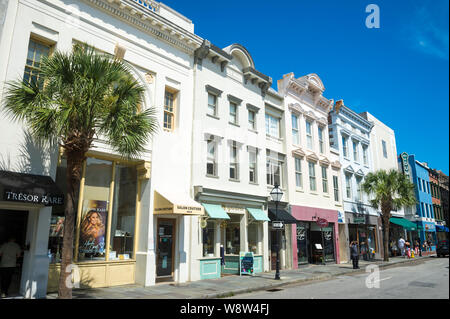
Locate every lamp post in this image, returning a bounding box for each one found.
[270,182,284,280]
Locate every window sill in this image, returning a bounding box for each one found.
[229,178,240,183]
[310,191,318,195]
[249,181,259,185]
[296,188,304,193]
[206,174,219,179]
[229,122,240,127]
[163,128,174,133]
[248,129,258,134]
[207,114,220,120]
[334,203,342,207]
[266,135,283,143]
[323,194,330,198]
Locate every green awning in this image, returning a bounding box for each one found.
[202,203,230,219]
[389,217,417,231]
[247,207,270,222]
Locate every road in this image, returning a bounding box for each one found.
[228,257,449,299]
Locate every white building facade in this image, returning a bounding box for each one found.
[0,0,204,297]
[328,103,383,261]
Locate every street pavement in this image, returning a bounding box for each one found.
[38,255,445,299]
[229,257,449,299]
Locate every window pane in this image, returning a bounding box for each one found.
[248,222,259,254]
[110,164,137,260]
[79,158,113,261]
[225,214,241,255]
[203,221,215,256]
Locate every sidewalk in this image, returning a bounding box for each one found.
[42,254,436,299]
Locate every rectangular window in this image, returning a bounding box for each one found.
[266,154,282,187]
[420,202,425,217]
[346,175,352,199]
[163,90,176,131]
[295,157,302,188]
[356,178,362,201]
[382,140,388,158]
[247,222,259,254]
[318,126,324,154]
[202,221,215,257]
[24,39,51,88]
[207,139,217,176]
[308,161,316,192]
[353,141,359,162]
[427,182,430,194]
[208,93,217,117]
[418,178,422,192]
[265,114,280,138]
[425,203,430,218]
[248,110,256,130]
[292,114,300,145]
[333,176,339,202]
[321,166,328,193]
[229,102,238,124]
[306,121,313,149]
[249,149,257,183]
[362,146,368,165]
[342,135,348,158]
[229,142,239,180]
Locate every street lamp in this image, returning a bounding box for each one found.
[270,182,284,280]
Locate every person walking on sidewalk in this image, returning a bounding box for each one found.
[398,236,406,257]
[350,241,360,269]
[0,237,22,298]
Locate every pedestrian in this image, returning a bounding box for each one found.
[414,239,420,256]
[417,238,422,257]
[391,241,398,257]
[427,238,432,252]
[398,236,406,257]
[361,241,368,261]
[0,237,22,298]
[405,242,411,259]
[350,241,360,269]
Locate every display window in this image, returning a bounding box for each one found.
[48,155,140,264]
[247,222,260,254]
[202,221,215,257]
[225,214,241,255]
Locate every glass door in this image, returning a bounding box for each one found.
[156,219,175,278]
[323,225,335,262]
[296,222,309,265]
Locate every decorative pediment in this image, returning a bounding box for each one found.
[319,157,330,166]
[344,165,355,174]
[304,111,317,121]
[292,148,306,158]
[288,103,305,115]
[317,117,328,126]
[331,160,342,169]
[306,153,319,162]
[355,169,365,177]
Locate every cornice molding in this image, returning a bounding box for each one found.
[84,0,202,54]
[331,160,342,169]
[319,157,331,166]
[292,148,306,158]
[306,153,320,162]
[288,103,305,115]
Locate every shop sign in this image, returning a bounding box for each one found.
[297,228,306,240]
[400,152,410,176]
[223,206,246,214]
[337,211,345,223]
[4,190,64,206]
[240,252,254,276]
[353,216,366,224]
[316,218,328,228]
[272,221,284,229]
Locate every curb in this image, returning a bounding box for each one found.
[200,255,434,299]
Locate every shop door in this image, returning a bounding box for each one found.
[296,222,309,265]
[0,210,28,297]
[323,226,335,262]
[156,219,175,278]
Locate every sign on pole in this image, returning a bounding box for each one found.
[272,221,284,229]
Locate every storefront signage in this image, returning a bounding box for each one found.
[316,218,328,228]
[239,252,254,276]
[353,216,366,224]
[400,152,409,176]
[223,206,246,214]
[272,221,284,229]
[337,211,345,224]
[4,190,64,206]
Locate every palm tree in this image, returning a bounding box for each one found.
[2,45,158,298]
[362,169,416,262]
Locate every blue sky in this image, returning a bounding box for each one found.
[162,0,449,174]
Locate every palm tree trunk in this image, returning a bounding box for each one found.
[58,153,83,299]
[382,212,390,262]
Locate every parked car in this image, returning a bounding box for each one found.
[436,240,449,257]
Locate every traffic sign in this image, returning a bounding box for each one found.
[272,221,284,229]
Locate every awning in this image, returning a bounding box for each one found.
[202,203,230,219]
[389,217,417,231]
[0,170,64,206]
[268,208,298,224]
[436,225,449,232]
[247,207,270,222]
[153,191,204,215]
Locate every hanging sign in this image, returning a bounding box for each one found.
[239,252,254,276]
[316,218,328,228]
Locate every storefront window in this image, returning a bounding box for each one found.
[296,222,308,265]
[225,214,241,254]
[248,222,259,254]
[202,221,215,257]
[109,164,137,260]
[78,158,112,261]
[323,225,335,262]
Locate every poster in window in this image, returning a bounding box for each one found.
[49,216,65,237]
[79,200,108,255]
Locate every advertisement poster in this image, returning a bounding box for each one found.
[240,252,254,276]
[79,200,108,256]
[49,216,65,237]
